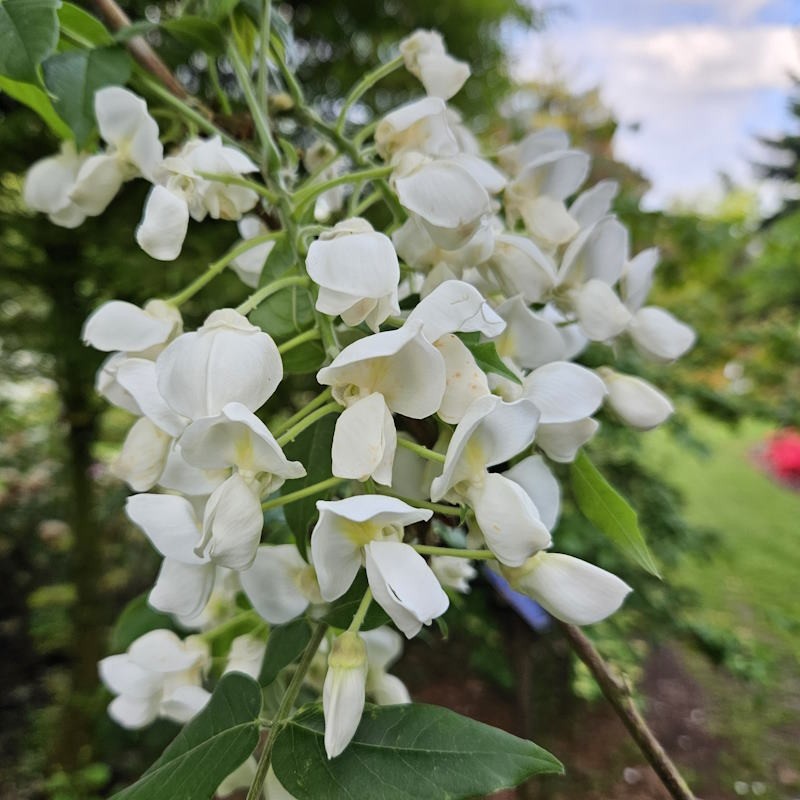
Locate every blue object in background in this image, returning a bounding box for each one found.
[482,566,551,633]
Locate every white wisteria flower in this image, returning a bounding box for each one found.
[241,544,322,624]
[430,556,477,594]
[599,367,674,430]
[224,634,266,679]
[500,553,632,626]
[23,142,89,228]
[362,626,412,704]
[82,299,183,355]
[375,96,458,162]
[399,29,470,100]
[306,218,400,332]
[137,136,259,260]
[98,629,209,729]
[430,395,551,566]
[156,309,282,421]
[310,495,448,636]
[230,215,276,288]
[323,631,369,758]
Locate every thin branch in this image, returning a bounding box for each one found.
[557,622,695,800]
[91,0,188,100]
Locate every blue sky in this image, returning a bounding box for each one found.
[509,0,800,208]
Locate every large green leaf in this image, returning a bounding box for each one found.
[58,2,113,47]
[280,413,337,561]
[111,673,262,800]
[109,593,177,652]
[259,617,312,686]
[273,703,563,799]
[43,46,132,146]
[0,0,61,84]
[0,74,70,137]
[570,450,661,577]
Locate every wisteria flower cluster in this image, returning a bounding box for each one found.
[20,14,694,800]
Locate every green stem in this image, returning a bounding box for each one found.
[207,57,232,115]
[261,476,346,511]
[277,327,322,355]
[412,544,496,560]
[135,72,242,150]
[351,188,382,217]
[271,387,333,438]
[354,120,378,148]
[276,402,342,447]
[247,621,328,800]
[377,489,461,517]
[200,610,260,641]
[195,171,279,203]
[228,42,280,173]
[166,233,283,306]
[348,588,373,633]
[293,165,393,216]
[397,437,446,463]
[336,54,404,134]
[236,275,310,316]
[257,0,272,111]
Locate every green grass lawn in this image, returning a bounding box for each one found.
[642,414,800,662]
[641,414,800,796]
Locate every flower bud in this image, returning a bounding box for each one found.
[323,632,368,759]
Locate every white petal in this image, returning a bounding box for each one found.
[524,362,607,424]
[431,395,540,501]
[468,473,551,567]
[157,309,282,420]
[224,634,266,679]
[503,455,561,530]
[111,417,171,492]
[574,280,633,341]
[96,353,142,414]
[367,672,411,705]
[361,626,403,671]
[99,654,161,699]
[70,154,125,216]
[365,541,449,638]
[95,86,162,178]
[157,443,227,496]
[317,324,445,419]
[240,544,311,624]
[23,143,86,226]
[629,307,696,362]
[559,216,628,288]
[494,296,566,369]
[435,334,490,424]
[136,186,190,261]
[498,128,569,174]
[149,559,216,618]
[514,148,590,200]
[535,418,599,463]
[406,280,505,342]
[116,358,188,437]
[323,635,368,758]
[516,553,632,625]
[179,402,304,480]
[125,493,206,563]
[160,684,211,723]
[521,195,578,246]
[82,301,175,353]
[484,234,557,304]
[108,693,160,729]
[600,369,674,430]
[331,393,397,486]
[450,153,506,194]
[201,473,264,570]
[375,96,458,160]
[309,513,362,603]
[569,180,619,229]
[621,247,658,312]
[416,52,470,100]
[128,628,204,672]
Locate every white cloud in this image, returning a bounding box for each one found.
[511,23,800,207]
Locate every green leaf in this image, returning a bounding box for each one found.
[272,703,563,800]
[109,594,177,652]
[259,617,312,686]
[58,2,113,47]
[162,16,226,53]
[42,46,132,146]
[0,74,71,137]
[0,0,61,84]
[321,570,390,632]
[280,413,336,560]
[455,333,522,385]
[570,450,661,577]
[281,338,325,374]
[111,673,261,800]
